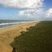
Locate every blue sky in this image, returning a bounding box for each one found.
[0,0,52,20]
[44,0,52,9]
[0,5,18,19]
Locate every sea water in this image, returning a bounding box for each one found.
[0,20,33,28]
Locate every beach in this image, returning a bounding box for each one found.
[0,21,38,52]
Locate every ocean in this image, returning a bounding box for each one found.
[0,20,33,28]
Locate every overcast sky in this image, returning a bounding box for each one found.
[0,0,52,20]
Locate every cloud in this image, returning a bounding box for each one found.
[46,8,52,17]
[0,0,44,8]
[16,0,44,20]
[0,0,17,7]
[0,0,52,20]
[0,0,46,20]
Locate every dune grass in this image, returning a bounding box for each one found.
[11,21,52,52]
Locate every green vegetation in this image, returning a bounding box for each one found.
[11,21,52,52]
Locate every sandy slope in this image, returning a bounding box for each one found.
[0,22,38,52]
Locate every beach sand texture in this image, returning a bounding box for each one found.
[0,22,37,52]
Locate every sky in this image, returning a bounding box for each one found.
[0,0,52,20]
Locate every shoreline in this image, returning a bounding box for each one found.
[0,21,38,42]
[0,21,38,52]
[0,21,38,30]
[0,21,37,28]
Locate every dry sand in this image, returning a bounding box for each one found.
[0,22,38,52]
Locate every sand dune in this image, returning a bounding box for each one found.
[0,22,38,52]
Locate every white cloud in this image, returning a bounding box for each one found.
[0,0,44,8]
[17,0,44,20]
[46,8,52,17]
[0,0,46,20]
